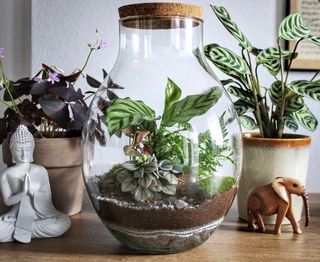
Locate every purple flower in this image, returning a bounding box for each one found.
[98,40,107,49]
[33,76,44,84]
[47,72,60,84]
[0,47,4,58]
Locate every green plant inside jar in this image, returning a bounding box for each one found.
[97,78,236,202]
[202,6,320,138]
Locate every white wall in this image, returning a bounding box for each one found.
[0,0,31,168]
[1,0,319,192]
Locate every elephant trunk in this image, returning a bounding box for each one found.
[302,192,309,227]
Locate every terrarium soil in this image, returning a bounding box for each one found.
[98,185,237,230]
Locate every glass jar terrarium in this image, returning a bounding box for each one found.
[83,2,242,254]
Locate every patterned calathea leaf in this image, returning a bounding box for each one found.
[284,93,304,113]
[234,99,254,116]
[287,80,320,102]
[263,59,281,76]
[284,114,299,132]
[309,36,320,46]
[269,81,304,113]
[239,115,258,130]
[204,44,251,76]
[269,81,283,105]
[106,97,158,136]
[228,86,253,101]
[292,105,318,131]
[279,13,310,40]
[256,48,294,64]
[211,5,252,51]
[161,88,222,127]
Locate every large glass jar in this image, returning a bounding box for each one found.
[83,2,242,254]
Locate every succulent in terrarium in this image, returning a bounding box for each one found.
[112,158,182,202]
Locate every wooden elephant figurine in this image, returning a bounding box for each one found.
[247,177,309,234]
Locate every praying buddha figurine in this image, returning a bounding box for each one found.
[0,125,71,243]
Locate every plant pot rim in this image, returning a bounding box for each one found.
[34,136,81,142]
[242,132,311,147]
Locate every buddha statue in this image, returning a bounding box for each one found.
[0,125,71,243]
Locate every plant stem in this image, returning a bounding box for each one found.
[310,71,319,81]
[73,47,95,85]
[284,38,303,84]
[277,39,286,138]
[243,51,265,137]
[0,60,23,117]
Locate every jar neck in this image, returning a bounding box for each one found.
[117,17,203,61]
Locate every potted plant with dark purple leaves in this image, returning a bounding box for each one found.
[202,5,320,223]
[0,33,107,215]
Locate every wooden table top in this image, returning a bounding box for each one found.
[1,193,319,262]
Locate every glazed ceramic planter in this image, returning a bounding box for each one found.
[2,136,84,216]
[237,133,311,224]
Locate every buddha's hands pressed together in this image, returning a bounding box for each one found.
[23,173,33,197]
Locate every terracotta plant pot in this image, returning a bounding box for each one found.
[2,137,84,216]
[237,133,311,224]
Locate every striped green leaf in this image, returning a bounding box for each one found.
[234,99,254,116]
[269,81,282,105]
[284,115,299,132]
[164,78,181,114]
[204,44,251,76]
[161,88,223,127]
[285,93,304,113]
[239,115,258,130]
[256,48,293,65]
[221,79,236,86]
[269,81,304,112]
[263,59,280,76]
[287,80,320,102]
[211,5,252,51]
[309,36,320,46]
[292,105,318,131]
[228,86,253,101]
[279,13,310,40]
[106,98,157,136]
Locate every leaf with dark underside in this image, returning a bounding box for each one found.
[107,89,118,101]
[38,95,70,129]
[71,103,88,130]
[0,118,7,144]
[31,80,67,96]
[86,75,101,88]
[102,69,108,78]
[49,85,84,102]
[4,80,34,101]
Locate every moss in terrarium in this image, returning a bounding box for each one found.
[199,175,236,195]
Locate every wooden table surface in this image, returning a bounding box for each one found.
[1,193,319,262]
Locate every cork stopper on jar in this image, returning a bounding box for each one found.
[118,2,203,29]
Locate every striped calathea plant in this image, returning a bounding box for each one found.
[203,5,320,138]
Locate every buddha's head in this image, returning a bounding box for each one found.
[9,125,35,164]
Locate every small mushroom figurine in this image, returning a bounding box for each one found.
[0,125,71,243]
[247,177,309,234]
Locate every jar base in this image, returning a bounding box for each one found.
[105,217,223,254]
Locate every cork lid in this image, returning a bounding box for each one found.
[119,2,203,29]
